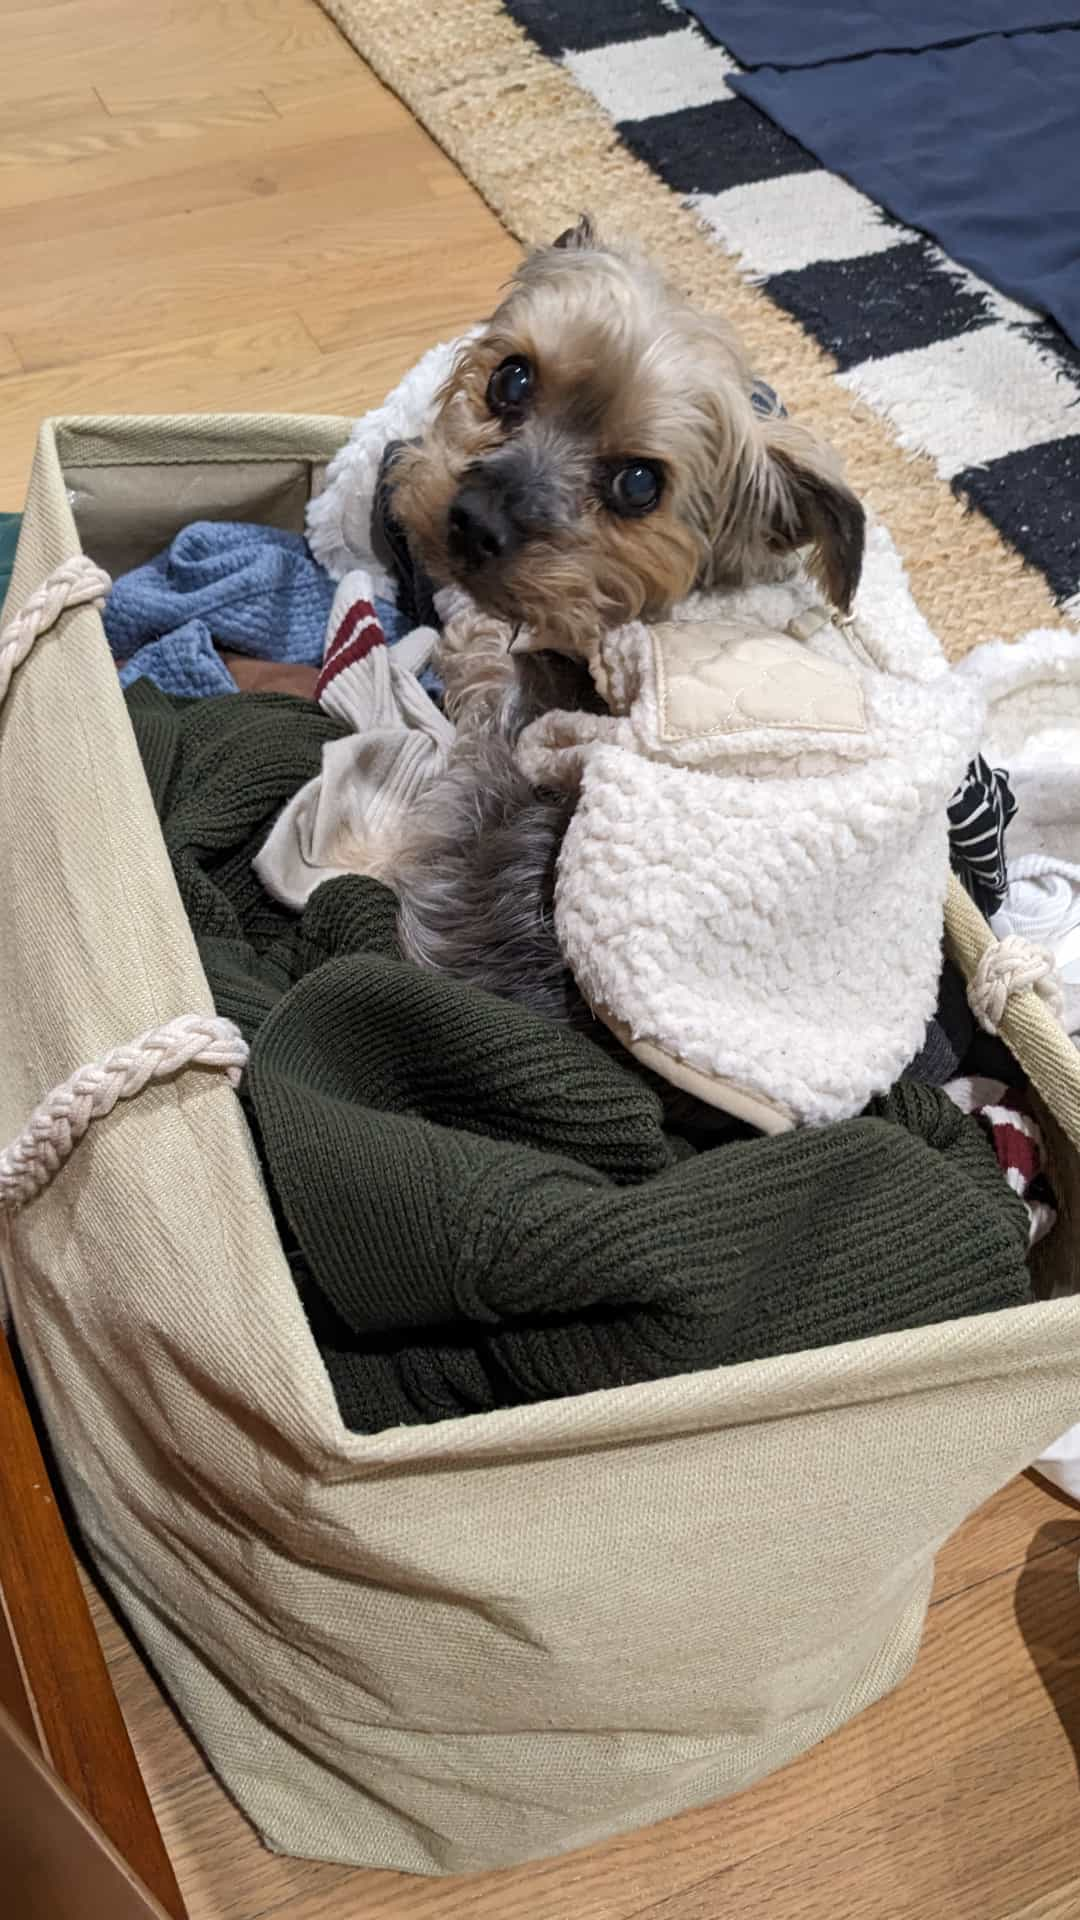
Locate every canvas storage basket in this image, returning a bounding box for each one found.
[4,412,1080,1879]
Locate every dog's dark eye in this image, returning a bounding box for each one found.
[487,356,533,417]
[608,461,663,516]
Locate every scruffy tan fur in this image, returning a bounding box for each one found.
[384,220,865,1027]
[392,215,864,660]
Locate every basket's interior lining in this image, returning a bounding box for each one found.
[65,458,330,579]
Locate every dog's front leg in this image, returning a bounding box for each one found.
[435,587,519,731]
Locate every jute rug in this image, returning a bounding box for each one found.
[317,0,1072,660]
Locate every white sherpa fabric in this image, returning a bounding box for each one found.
[306,333,476,593]
[957,625,1080,1040]
[957,626,1080,867]
[519,525,982,1131]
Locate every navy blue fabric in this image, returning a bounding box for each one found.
[733,31,1080,350]
[683,2,1079,67]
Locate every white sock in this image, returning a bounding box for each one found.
[254,570,454,908]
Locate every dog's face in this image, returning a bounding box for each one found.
[391,218,865,654]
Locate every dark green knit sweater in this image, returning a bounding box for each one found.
[127,681,1034,1433]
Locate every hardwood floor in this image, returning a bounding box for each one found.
[0,0,520,506]
[5,4,1080,1918]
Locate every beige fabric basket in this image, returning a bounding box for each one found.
[4,413,1080,1877]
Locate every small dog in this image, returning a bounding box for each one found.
[386,217,866,1020]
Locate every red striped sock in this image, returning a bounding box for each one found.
[316,574,386,707]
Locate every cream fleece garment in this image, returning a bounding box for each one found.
[518,525,983,1131]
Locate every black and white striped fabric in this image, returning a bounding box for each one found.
[948,755,1017,918]
[504,0,1080,616]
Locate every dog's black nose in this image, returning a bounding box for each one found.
[447,488,518,570]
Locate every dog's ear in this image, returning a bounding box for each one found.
[762,420,865,612]
[553,212,597,252]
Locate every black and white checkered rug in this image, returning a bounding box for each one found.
[503,0,1080,616]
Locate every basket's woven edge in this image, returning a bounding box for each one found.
[315,0,1068,661]
[944,873,1080,1152]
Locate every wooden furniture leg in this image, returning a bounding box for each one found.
[0,1328,187,1920]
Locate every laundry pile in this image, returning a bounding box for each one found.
[90,541,1060,1443]
[124,675,1034,1432]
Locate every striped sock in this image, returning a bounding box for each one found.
[315,571,388,722]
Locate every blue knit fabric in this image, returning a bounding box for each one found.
[104,522,336,666]
[106,518,441,700]
[117,620,239,699]
[376,598,409,645]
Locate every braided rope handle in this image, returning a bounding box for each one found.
[0,1015,248,1211]
[0,554,112,705]
[968,935,1066,1035]
[0,567,245,1209]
